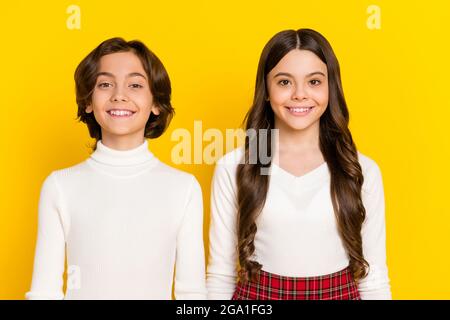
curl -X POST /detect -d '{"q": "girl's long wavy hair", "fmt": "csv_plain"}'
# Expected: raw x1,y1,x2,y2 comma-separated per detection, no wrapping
236,29,369,283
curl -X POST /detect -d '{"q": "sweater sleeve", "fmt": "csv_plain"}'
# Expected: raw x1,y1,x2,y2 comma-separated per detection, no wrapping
358,160,392,299
174,176,207,299
206,157,239,299
25,173,66,300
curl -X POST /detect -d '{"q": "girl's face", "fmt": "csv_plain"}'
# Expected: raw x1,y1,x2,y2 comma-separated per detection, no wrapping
86,51,159,146
267,49,329,134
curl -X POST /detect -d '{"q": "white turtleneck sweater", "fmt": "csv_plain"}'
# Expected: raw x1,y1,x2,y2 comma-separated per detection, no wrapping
207,147,391,300
26,140,207,300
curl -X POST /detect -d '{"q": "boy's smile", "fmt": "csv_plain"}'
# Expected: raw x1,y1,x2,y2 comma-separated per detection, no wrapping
106,108,137,118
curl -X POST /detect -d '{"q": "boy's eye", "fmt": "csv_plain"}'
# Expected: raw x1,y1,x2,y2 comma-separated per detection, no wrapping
98,82,112,88
310,79,321,86
278,79,291,86
129,84,144,89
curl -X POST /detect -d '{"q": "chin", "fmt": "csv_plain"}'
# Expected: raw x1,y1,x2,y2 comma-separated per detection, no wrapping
105,127,137,136
284,120,316,132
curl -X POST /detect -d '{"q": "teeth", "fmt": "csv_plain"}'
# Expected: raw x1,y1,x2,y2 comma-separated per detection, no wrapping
290,107,311,113
109,110,133,116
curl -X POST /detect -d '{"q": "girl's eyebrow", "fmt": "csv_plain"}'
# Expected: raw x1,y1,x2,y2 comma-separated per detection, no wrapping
306,71,326,77
96,72,147,80
273,72,294,78
273,71,326,78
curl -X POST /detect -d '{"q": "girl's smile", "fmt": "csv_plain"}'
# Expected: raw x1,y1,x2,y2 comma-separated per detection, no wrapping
285,106,315,116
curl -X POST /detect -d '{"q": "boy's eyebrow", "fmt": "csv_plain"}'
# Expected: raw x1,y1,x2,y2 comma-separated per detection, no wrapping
96,72,115,78
128,72,147,80
96,72,147,80
273,71,326,78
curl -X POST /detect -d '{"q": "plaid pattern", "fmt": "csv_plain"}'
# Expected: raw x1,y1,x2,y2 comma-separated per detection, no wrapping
232,267,360,300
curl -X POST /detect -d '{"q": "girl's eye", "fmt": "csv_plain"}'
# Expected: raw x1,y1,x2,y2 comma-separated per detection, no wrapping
278,79,291,86
98,82,112,88
310,79,321,86
129,84,144,89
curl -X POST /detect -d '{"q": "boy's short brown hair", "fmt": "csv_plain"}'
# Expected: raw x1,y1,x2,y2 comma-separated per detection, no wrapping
75,37,174,142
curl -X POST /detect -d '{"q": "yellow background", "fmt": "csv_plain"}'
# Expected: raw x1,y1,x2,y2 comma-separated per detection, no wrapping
1,0,449,299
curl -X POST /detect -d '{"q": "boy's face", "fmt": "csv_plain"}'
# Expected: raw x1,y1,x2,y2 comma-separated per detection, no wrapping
86,51,159,146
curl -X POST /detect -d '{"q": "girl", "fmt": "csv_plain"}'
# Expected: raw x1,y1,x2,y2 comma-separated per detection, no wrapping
26,38,207,299
207,29,391,300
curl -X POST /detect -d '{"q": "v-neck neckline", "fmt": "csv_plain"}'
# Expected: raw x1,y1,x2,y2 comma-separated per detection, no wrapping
271,161,329,188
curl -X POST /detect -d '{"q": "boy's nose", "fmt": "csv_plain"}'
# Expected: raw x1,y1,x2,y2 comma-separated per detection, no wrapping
111,90,129,102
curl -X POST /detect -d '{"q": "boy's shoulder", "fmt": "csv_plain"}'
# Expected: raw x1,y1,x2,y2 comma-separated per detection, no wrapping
153,160,198,187
49,161,89,180
39,161,89,193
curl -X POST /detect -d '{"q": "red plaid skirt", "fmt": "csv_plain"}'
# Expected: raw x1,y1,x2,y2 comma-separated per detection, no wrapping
232,267,360,300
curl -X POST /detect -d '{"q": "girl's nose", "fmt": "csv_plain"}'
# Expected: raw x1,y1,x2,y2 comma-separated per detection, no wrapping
292,85,308,101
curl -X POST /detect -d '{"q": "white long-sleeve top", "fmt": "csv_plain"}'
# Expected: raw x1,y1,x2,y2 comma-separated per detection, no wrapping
26,140,207,300
207,147,391,300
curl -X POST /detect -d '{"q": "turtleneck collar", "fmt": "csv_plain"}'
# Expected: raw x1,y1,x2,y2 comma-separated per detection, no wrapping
90,140,156,167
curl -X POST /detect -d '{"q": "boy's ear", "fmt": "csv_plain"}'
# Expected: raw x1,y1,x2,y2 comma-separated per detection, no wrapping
86,105,93,113
151,104,160,116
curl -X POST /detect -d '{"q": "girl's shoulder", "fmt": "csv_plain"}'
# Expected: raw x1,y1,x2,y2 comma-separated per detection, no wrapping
357,151,384,188
216,146,245,167
358,152,381,172
213,147,246,179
